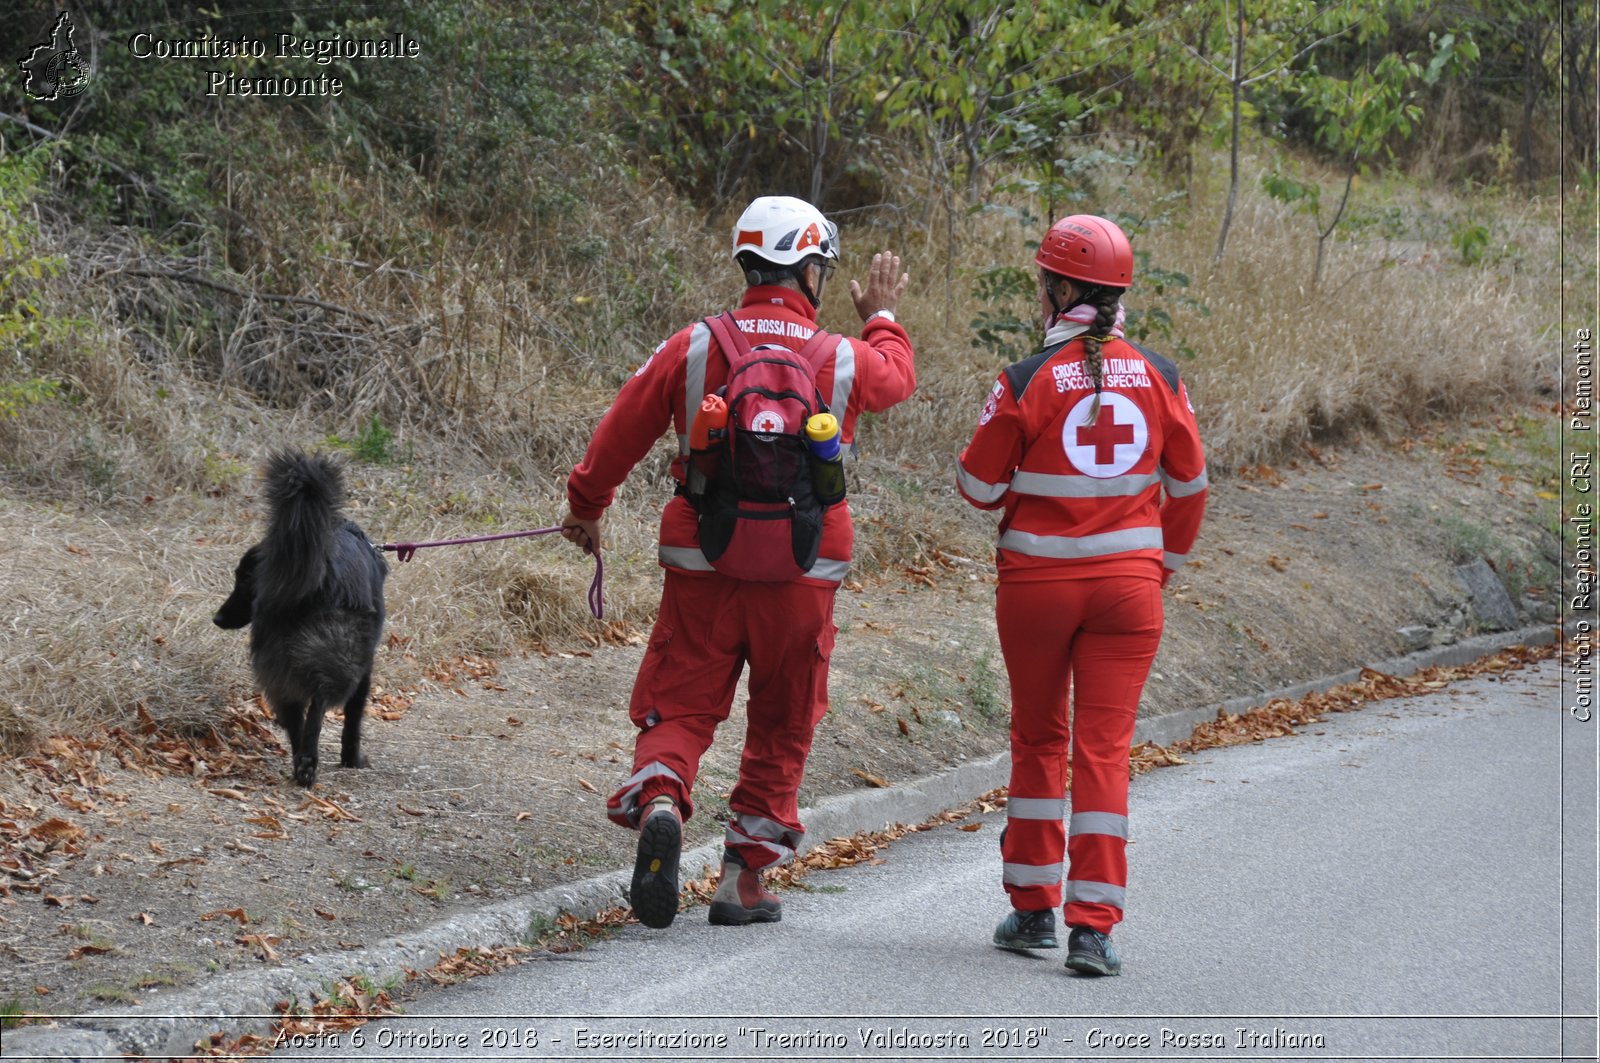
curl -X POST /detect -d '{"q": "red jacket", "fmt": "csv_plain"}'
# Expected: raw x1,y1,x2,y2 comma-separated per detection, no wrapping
568,286,917,586
956,326,1207,582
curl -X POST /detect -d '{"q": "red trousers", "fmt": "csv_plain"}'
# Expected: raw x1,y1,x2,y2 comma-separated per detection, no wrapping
605,570,836,870
997,575,1163,933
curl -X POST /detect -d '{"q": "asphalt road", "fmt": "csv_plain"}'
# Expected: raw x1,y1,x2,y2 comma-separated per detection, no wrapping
268,658,1594,1063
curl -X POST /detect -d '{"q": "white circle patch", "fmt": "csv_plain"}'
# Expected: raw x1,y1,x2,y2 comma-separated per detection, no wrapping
750,410,786,435
1061,392,1148,478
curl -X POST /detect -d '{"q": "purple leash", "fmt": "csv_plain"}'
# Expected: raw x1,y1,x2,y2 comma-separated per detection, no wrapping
380,526,604,619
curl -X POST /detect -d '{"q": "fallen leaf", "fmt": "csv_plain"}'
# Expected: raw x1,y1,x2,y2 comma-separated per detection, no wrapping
28,819,85,846
515,811,532,822
66,944,115,960
58,793,96,814
313,907,337,922
506,717,523,727
957,823,983,832
134,912,153,925
201,907,250,925
237,933,281,961
577,778,599,794
851,768,890,788
156,856,205,869
896,717,910,736
396,804,426,818
208,788,247,801
299,795,359,822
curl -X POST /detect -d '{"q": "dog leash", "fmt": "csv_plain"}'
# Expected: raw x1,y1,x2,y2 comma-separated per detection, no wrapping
379,526,604,619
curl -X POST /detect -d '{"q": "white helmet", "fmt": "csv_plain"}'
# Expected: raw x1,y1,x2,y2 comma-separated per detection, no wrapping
730,196,839,267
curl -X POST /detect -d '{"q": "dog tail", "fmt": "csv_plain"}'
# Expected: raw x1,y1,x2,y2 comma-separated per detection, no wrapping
257,449,345,608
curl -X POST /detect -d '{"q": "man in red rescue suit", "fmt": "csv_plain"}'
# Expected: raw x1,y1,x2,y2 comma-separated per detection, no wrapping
562,196,915,929
957,214,1207,976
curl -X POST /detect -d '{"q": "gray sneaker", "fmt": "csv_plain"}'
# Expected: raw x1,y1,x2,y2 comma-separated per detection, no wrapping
1065,925,1122,976
993,908,1059,950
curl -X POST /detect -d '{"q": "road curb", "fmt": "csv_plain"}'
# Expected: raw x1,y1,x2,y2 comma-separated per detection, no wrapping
0,623,1557,1061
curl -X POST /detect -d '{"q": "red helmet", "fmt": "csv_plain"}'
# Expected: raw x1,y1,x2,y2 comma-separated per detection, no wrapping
1034,214,1133,288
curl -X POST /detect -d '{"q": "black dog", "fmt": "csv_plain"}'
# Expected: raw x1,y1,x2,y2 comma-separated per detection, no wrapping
214,450,388,786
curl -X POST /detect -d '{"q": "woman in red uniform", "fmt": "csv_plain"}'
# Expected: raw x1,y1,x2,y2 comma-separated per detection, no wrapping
956,215,1207,976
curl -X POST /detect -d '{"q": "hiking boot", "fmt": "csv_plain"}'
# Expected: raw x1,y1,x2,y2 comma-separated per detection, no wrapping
993,908,1059,951
707,852,781,926
1065,925,1122,976
630,799,681,929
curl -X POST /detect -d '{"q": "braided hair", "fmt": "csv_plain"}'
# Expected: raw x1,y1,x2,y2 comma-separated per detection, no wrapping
1077,284,1124,426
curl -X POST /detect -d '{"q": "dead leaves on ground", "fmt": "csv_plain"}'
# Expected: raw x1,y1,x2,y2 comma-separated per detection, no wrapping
0,707,376,912
851,767,891,788
200,907,250,925
1128,642,1557,775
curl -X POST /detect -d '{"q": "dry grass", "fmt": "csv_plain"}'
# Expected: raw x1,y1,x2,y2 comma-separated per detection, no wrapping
0,136,1561,752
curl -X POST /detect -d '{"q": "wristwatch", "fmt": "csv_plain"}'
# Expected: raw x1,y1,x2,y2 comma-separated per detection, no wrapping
866,308,896,324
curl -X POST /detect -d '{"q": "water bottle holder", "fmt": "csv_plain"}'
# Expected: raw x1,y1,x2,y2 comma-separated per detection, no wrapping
808,450,847,507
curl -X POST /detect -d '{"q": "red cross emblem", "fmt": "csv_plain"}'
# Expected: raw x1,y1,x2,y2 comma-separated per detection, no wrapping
1061,392,1148,477
1076,409,1135,464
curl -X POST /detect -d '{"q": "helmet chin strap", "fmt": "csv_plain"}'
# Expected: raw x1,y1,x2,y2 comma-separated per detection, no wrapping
796,265,822,308
1046,276,1068,326
1049,279,1100,326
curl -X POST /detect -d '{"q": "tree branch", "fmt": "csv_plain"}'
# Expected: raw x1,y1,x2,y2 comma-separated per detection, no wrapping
106,266,385,325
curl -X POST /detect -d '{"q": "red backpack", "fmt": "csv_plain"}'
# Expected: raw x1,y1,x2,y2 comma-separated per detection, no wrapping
695,312,843,581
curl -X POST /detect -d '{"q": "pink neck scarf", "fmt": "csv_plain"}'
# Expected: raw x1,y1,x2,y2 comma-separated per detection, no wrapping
1044,302,1125,346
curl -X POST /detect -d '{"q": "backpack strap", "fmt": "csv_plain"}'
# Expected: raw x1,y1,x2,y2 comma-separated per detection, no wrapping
792,323,839,374
702,312,751,367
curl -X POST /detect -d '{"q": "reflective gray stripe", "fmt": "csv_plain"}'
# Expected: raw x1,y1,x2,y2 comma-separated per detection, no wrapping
618,762,684,791
659,545,714,571
805,556,850,583
1164,551,1188,569
1012,470,1159,498
830,337,855,417
682,322,712,438
1069,811,1129,839
659,545,847,582
1007,797,1066,820
726,814,802,864
1161,465,1209,498
1002,862,1063,888
609,762,686,825
725,829,792,863
957,462,1009,504
676,432,691,457
1066,879,1126,907
998,526,1163,560
729,814,799,844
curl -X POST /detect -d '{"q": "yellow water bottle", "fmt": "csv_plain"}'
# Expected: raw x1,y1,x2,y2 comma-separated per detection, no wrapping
805,412,846,506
